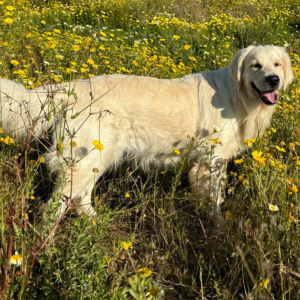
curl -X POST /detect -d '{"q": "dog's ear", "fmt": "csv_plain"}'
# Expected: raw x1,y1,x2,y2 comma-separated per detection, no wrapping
279,47,294,90
229,45,256,88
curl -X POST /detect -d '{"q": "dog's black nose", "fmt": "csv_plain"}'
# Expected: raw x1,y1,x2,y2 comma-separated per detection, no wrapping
266,75,279,87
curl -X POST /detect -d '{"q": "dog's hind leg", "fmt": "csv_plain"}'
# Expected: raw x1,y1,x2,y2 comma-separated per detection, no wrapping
188,158,226,228
45,142,123,222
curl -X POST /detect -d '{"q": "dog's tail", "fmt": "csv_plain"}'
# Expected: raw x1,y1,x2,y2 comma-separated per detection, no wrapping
0,78,75,140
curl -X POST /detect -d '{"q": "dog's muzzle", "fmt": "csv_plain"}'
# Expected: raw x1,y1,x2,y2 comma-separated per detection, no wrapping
251,77,279,105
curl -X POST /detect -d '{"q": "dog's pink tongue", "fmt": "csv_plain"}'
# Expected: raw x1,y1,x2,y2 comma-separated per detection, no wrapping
261,90,279,103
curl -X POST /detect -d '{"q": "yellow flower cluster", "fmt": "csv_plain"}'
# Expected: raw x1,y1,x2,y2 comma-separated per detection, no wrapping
0,0,295,89
0,128,14,145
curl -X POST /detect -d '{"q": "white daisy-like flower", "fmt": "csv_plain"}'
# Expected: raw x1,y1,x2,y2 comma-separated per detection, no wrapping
9,251,22,266
268,203,279,212
55,54,64,60
147,282,164,299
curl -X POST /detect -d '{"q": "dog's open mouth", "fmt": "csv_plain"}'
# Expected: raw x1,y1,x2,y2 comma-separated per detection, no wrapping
251,82,279,105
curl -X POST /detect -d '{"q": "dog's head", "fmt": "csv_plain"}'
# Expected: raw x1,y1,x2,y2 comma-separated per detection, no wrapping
229,45,294,106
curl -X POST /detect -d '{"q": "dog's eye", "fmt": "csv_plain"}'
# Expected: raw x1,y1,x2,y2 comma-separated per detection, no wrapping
252,63,262,69
275,63,281,67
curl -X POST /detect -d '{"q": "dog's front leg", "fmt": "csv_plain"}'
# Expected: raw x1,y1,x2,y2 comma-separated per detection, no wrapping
188,158,226,228
54,164,97,217
44,163,97,228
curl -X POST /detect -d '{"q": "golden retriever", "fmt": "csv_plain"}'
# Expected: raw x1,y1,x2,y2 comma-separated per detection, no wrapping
0,45,294,226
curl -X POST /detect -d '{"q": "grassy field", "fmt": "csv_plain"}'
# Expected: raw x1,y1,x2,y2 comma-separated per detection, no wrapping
1,0,300,299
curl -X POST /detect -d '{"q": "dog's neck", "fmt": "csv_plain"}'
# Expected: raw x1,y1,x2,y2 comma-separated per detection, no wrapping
207,68,276,143
236,84,276,141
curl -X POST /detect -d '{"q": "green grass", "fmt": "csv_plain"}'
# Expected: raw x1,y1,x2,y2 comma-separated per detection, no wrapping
1,0,300,299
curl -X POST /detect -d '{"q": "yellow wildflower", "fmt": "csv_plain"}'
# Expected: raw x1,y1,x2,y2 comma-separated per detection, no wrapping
11,60,19,66
286,184,298,194
184,44,191,50
93,140,104,151
1,136,14,145
122,241,132,250
244,137,256,147
279,164,287,170
234,158,244,164
173,148,180,155
4,18,14,24
87,59,95,65
73,45,80,51
259,278,269,290
6,6,15,10
244,140,252,146
210,138,222,144
252,150,266,166
173,35,180,40
137,267,152,278
289,214,295,222
276,146,286,152
189,56,197,62
125,193,130,198
57,141,64,149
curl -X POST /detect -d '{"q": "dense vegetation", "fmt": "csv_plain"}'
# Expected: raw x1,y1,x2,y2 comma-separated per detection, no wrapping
1,0,300,299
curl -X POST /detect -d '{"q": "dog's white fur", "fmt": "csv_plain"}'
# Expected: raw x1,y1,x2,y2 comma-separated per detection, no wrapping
0,45,294,226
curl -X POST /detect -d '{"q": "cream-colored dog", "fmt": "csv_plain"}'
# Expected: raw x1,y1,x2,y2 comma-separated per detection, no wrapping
0,45,294,226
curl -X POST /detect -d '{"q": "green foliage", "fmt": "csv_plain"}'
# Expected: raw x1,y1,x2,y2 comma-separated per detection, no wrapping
1,0,300,299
